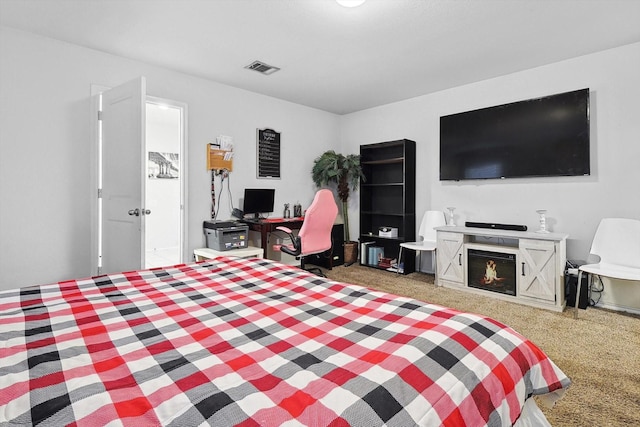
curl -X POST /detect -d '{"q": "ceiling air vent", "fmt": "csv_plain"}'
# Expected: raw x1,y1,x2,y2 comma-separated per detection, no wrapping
245,60,280,75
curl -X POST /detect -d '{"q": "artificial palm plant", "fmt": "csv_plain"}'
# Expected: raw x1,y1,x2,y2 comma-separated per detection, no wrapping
311,151,365,262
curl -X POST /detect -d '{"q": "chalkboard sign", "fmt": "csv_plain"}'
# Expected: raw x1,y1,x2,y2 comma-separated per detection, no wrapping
257,128,281,179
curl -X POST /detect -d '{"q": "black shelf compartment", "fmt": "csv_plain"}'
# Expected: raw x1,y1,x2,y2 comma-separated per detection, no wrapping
361,163,404,185
359,184,406,216
360,212,414,240
359,236,415,274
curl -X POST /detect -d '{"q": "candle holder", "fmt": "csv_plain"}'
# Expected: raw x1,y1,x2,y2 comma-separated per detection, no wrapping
536,209,550,233
446,207,456,226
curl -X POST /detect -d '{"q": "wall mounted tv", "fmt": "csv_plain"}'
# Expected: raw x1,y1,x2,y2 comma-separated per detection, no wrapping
439,88,590,181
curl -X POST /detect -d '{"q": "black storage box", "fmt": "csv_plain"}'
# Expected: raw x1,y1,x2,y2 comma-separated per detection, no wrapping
565,260,589,309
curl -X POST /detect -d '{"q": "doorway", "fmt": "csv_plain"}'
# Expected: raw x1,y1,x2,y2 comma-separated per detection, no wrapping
92,80,187,274
144,99,186,268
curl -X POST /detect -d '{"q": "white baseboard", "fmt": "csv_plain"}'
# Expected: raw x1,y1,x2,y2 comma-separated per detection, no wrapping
594,302,640,316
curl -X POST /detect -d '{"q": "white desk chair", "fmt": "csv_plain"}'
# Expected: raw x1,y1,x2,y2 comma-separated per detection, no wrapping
397,210,446,274
575,218,640,319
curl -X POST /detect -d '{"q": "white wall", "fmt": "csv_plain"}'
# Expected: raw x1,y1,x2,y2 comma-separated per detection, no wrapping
0,26,339,289
340,42,640,312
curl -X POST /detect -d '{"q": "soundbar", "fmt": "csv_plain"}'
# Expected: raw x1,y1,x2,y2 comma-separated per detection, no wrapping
465,221,528,232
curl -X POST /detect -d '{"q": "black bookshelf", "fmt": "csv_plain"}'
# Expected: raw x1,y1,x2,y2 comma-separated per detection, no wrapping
359,139,416,274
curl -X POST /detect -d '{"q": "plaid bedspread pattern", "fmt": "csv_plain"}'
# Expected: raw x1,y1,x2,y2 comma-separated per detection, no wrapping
0,257,570,426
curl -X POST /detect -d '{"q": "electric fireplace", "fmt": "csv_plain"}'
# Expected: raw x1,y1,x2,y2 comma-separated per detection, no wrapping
467,249,517,296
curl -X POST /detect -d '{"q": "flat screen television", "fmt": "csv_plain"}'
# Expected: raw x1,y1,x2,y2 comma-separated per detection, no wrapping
439,88,590,181
243,188,275,218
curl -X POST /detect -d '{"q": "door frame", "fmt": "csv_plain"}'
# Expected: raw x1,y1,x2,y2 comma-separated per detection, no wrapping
89,86,188,276
90,84,108,276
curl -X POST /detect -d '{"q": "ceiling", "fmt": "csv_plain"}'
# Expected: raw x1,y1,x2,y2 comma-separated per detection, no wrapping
1,0,640,115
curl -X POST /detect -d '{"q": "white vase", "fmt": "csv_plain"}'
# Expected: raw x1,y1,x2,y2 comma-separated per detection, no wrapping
536,209,550,233
446,207,456,226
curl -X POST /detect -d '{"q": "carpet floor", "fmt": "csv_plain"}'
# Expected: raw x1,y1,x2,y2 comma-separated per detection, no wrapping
323,265,640,427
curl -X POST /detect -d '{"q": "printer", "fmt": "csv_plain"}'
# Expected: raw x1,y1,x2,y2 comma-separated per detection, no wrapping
203,220,249,251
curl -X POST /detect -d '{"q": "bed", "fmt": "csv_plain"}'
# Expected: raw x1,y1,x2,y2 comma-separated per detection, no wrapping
0,256,569,426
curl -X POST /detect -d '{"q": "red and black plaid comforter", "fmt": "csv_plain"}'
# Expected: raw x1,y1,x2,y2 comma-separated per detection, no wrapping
0,257,569,426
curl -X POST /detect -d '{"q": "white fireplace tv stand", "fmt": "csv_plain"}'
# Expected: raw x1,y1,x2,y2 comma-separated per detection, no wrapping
435,226,568,312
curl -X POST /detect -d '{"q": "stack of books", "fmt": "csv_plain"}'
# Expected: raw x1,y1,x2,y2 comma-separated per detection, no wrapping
367,246,385,266
378,257,394,269
360,241,375,264
359,242,385,266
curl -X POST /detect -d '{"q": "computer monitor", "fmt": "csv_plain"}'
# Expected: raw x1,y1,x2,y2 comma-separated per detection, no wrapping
243,188,275,218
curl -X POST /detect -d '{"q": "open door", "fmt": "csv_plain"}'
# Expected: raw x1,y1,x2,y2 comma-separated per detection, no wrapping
100,77,147,274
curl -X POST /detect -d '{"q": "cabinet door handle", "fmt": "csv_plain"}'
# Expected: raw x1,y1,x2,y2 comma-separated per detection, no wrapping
458,254,462,266
521,262,526,276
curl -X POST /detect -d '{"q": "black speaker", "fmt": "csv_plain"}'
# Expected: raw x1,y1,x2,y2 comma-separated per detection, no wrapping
465,221,527,231
565,273,589,309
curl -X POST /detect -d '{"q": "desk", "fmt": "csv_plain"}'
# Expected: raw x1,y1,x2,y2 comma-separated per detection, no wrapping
240,217,304,258
194,246,263,261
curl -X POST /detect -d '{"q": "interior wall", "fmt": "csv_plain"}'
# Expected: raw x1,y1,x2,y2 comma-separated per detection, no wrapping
340,42,640,312
0,26,340,290
1,25,637,312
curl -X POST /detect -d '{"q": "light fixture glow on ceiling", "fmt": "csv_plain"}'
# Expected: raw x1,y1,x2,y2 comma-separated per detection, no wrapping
336,0,366,8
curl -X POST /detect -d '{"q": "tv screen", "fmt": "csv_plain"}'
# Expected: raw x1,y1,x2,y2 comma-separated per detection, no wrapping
243,188,275,218
439,88,590,181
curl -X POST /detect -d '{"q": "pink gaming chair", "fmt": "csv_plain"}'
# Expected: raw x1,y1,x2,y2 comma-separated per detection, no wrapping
276,189,338,276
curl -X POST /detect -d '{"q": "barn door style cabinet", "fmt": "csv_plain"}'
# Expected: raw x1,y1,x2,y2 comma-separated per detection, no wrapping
436,231,465,285
435,226,568,312
359,139,416,274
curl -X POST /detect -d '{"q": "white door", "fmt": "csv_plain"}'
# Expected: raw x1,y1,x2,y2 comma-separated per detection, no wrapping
101,77,147,274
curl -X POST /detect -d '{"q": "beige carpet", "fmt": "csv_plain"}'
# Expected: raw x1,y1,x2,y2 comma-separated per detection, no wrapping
323,265,640,427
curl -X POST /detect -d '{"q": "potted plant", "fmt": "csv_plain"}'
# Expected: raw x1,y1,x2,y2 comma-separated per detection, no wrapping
311,150,365,265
